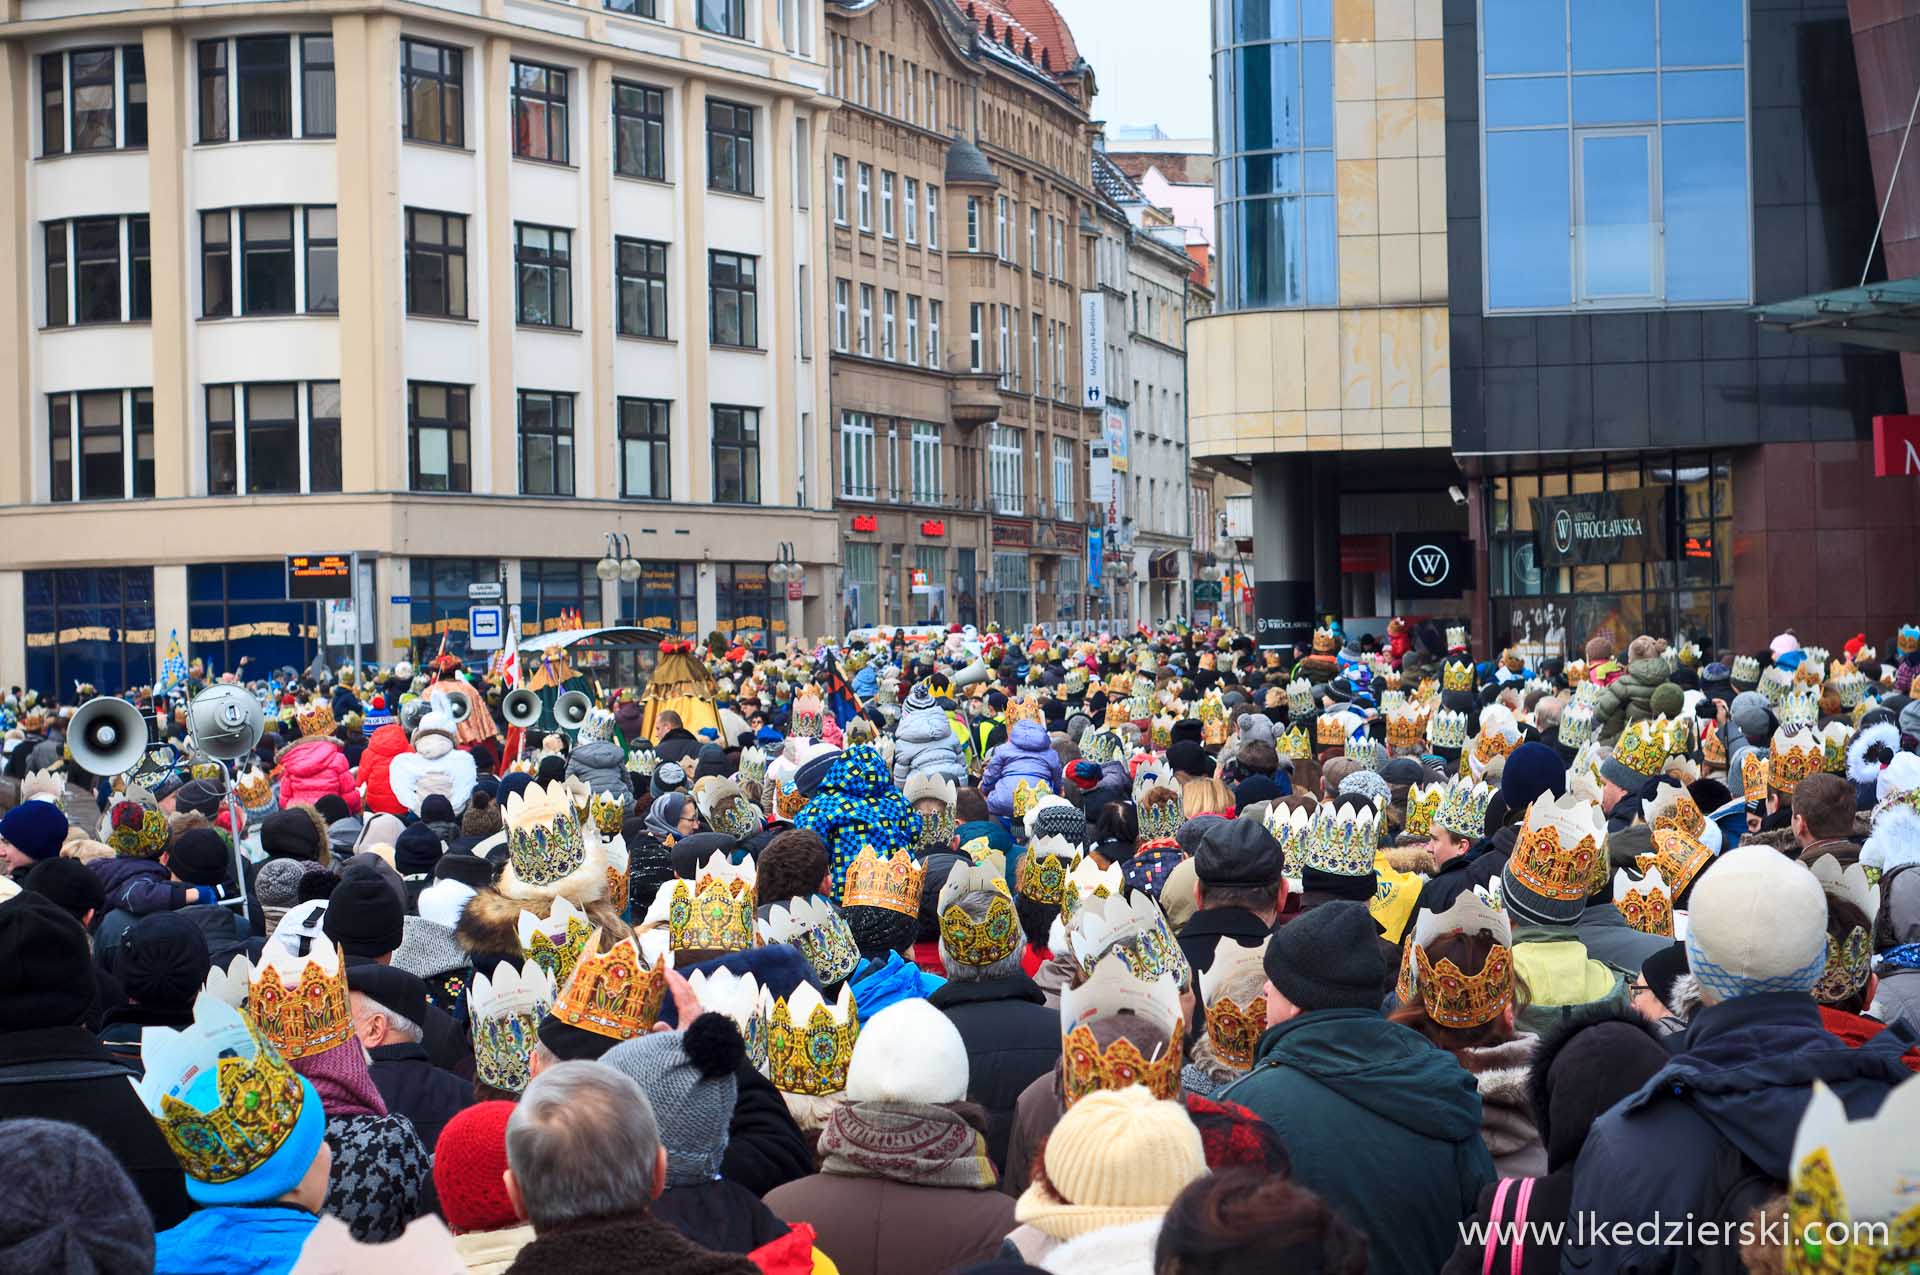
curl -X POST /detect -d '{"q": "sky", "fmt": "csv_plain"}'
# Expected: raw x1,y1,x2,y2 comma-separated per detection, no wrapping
1052,0,1215,141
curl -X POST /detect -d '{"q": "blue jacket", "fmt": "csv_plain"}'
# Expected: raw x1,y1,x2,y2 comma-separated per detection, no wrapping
848,950,944,1021
980,720,1062,818
1562,993,1914,1275
155,1205,317,1275
1222,1009,1494,1275
851,663,880,700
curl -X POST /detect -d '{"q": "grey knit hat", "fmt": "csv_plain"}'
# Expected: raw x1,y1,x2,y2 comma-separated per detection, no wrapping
1336,770,1391,807
0,1119,154,1274
255,856,326,934
904,682,936,713
603,1013,743,1187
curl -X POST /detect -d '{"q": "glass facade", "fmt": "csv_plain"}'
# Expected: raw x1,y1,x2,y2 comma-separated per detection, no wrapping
1479,0,1751,311
187,561,316,678
993,551,1031,629
408,557,500,660
717,563,773,648
626,562,699,635
519,559,601,636
1213,0,1337,309
26,567,154,693
1486,450,1733,664
844,542,877,630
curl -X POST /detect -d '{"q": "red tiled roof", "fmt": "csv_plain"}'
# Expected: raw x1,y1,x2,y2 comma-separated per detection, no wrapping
961,0,1080,78
1003,0,1080,71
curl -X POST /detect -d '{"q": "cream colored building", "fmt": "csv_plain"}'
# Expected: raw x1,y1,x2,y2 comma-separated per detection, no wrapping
0,0,838,691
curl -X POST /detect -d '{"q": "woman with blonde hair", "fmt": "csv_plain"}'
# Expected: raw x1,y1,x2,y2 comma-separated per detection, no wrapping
1180,777,1234,821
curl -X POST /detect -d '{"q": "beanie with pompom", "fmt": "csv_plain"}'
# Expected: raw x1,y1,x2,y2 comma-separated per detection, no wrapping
601,1013,743,1187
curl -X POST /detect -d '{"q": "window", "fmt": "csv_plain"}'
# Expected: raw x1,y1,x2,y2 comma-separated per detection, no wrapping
928,299,942,368
241,207,295,314
904,178,919,244
910,421,941,504
709,250,758,347
234,36,292,139
48,388,152,502
511,60,569,163
707,99,755,194
514,223,572,327
857,163,873,231
832,156,849,223
70,48,117,150
966,196,980,250
927,183,940,247
616,237,668,338
614,80,666,179
712,405,760,503
1053,438,1074,520
858,284,874,355
969,302,983,372
1479,0,1751,309
200,211,230,317
905,295,920,366
605,0,658,15
301,35,335,136
406,208,467,318
41,54,64,154
201,381,333,495
841,411,874,499
619,398,670,499
73,218,122,324
243,383,300,493
881,170,896,238
989,424,1023,515
845,542,877,629
129,217,151,321
309,381,341,491
518,390,575,495
799,263,812,357
402,38,464,147
1028,207,1039,269
997,305,1010,388
996,195,1009,260
698,0,745,38
408,381,470,491
43,217,146,327
1032,310,1041,388
1051,217,1063,276
198,41,228,142
834,278,850,350
882,290,897,360
303,207,337,312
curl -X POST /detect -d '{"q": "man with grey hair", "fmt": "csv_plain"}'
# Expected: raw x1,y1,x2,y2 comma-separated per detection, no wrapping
926,862,1059,1173
347,964,473,1150
502,1061,758,1273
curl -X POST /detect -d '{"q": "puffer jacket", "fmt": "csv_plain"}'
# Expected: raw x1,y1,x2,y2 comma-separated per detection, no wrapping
889,705,967,785
565,739,629,796
1456,1035,1546,1178
355,724,412,817
980,720,1063,818
277,736,361,813
1591,657,1671,743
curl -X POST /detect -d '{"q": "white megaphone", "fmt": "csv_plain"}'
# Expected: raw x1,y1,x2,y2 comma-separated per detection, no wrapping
554,691,593,731
186,684,266,761
502,688,543,729
951,660,991,689
70,696,151,776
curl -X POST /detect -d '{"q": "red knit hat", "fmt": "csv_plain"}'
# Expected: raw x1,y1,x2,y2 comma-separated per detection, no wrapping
432,1101,519,1233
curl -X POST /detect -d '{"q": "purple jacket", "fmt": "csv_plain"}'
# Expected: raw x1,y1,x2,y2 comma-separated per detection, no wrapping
89,855,193,915
981,720,1063,817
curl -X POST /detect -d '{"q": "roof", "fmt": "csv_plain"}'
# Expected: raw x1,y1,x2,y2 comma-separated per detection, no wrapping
959,0,1080,80
1749,277,1920,352
517,626,668,652
945,133,1001,185
1092,148,1142,204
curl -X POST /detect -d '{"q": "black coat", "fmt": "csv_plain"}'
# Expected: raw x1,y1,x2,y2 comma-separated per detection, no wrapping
928,974,1060,1173
0,1026,195,1231
367,1041,474,1151
723,1057,812,1197
654,1178,791,1254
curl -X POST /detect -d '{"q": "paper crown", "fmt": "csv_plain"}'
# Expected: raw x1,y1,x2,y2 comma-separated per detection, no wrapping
1277,725,1312,760
1403,783,1447,839
1137,789,1184,843
517,897,598,986
1611,716,1677,782
1066,889,1189,990
1810,858,1880,1006
135,995,324,1200
841,844,925,916
1557,702,1597,751
1403,887,1514,1030
1079,729,1125,765
1800,646,1832,678
1759,665,1795,707
1429,709,1469,751
767,983,859,1096
1386,704,1428,751
775,779,808,820
756,894,860,985
1741,750,1769,799
903,771,958,809
1445,624,1468,649
1508,791,1608,905
1345,734,1385,772
1199,938,1268,1071
470,961,557,1094
295,701,336,738
1263,802,1314,875
625,747,659,777
505,780,593,891
575,706,616,745
937,863,1022,967
1061,856,1124,923
1770,725,1825,794
790,691,824,739
643,851,757,952
1010,779,1045,822
1435,778,1495,841
1643,783,1707,841
686,967,770,1074
1006,695,1045,726
1730,654,1762,684
551,935,667,1042
1150,714,1176,749
1831,668,1868,710
1286,679,1313,717
1442,660,1475,693
587,791,627,842
1309,626,1339,654
1612,867,1674,937
1059,959,1184,1107
232,767,274,813
1315,712,1353,747
246,941,352,1061
203,953,253,1010
1781,1079,1920,1275
1781,683,1820,729
1300,801,1379,877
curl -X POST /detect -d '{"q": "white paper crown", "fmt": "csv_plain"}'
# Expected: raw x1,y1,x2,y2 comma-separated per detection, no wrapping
1197,937,1265,1006
903,771,958,808
1809,856,1880,921
1446,625,1468,649
1782,683,1820,728
203,953,254,1009
686,967,770,1073
1785,1078,1920,1254
1065,889,1189,988
754,893,844,947
1060,956,1181,1038
467,959,557,1024
1062,856,1125,920
1429,709,1468,750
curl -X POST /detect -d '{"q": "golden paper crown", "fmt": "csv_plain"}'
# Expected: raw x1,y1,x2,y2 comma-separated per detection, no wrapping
1643,783,1707,840
1403,783,1447,839
1060,960,1184,1107
1810,859,1880,1005
551,936,667,1042
1741,750,1769,799
470,962,556,1094
1782,1080,1920,1275
1010,779,1044,821
1405,888,1514,1029
1611,716,1677,781
589,791,627,840
775,780,808,820
1198,938,1267,1071
1442,661,1474,692
504,780,592,890
767,983,859,1096
1278,726,1312,760
937,864,1022,967
136,997,313,1186
517,897,599,986
1016,836,1075,904
246,942,352,1061
841,844,925,916
1314,713,1350,747
1508,792,1608,904
644,851,757,952
1613,867,1675,937
295,702,336,738
1005,695,1044,726
1386,705,1429,751
232,768,273,812
1769,725,1824,793
1435,779,1495,841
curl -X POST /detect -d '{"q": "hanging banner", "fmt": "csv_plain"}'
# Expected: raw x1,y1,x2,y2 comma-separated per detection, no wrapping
1254,580,1315,652
1531,488,1672,567
1081,291,1105,407
1089,443,1113,505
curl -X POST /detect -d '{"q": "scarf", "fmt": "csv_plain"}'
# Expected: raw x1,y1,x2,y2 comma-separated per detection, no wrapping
645,793,687,844
793,746,922,894
1881,942,1920,972
818,1101,998,1190
294,1039,389,1118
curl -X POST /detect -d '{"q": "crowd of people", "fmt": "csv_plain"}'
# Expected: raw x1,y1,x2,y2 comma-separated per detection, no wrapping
1,616,1918,1275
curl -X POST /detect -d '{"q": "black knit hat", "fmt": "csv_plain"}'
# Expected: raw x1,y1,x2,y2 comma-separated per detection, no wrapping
168,828,233,887
433,850,494,889
171,778,226,817
259,809,323,862
314,794,352,825
117,912,212,1009
394,821,444,876
0,892,96,1029
20,856,106,923
322,875,405,957
1262,900,1384,1013
419,794,456,824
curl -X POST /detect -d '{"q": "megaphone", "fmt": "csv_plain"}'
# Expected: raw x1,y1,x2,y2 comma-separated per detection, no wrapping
186,683,266,761
952,660,991,689
502,688,542,729
70,696,150,776
398,698,430,734
554,691,593,732
444,694,472,724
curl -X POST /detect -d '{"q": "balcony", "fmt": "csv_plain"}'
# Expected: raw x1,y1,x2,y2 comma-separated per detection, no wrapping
948,369,1001,428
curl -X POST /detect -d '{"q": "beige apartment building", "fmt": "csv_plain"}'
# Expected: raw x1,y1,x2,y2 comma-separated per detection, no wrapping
0,0,837,691
824,0,1102,632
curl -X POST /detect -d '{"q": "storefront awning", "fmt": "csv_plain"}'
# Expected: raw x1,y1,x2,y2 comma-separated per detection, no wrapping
1749,276,1920,352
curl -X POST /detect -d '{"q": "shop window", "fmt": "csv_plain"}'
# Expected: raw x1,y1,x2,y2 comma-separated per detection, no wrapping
407,557,499,659
188,561,312,677
521,559,602,634
26,567,155,694
629,562,698,633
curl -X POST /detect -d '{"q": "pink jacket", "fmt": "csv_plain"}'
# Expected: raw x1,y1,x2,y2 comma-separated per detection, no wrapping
274,736,362,814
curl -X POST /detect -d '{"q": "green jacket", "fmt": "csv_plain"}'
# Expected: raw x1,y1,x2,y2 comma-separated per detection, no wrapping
1220,1009,1495,1275
1592,657,1671,743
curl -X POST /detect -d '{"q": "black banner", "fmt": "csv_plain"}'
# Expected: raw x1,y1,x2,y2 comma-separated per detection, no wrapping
1531,488,1671,567
1392,532,1475,598
1254,580,1315,652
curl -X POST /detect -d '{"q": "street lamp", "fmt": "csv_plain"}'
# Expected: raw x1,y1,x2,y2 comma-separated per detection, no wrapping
766,542,798,584
596,532,641,594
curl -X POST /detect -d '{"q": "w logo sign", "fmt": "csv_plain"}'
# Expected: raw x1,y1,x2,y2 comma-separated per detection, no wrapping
1409,545,1450,589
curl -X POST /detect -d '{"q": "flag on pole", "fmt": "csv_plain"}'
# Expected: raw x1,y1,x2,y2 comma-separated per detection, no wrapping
159,631,189,694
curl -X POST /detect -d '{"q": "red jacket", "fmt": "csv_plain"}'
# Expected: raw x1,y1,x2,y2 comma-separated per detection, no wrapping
356,724,412,817
1820,1006,1920,1072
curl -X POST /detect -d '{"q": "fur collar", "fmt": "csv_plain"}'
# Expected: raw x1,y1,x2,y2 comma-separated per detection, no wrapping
1458,1033,1538,1090
1383,845,1439,875
454,884,630,964
1042,1220,1161,1275
1665,972,1705,1023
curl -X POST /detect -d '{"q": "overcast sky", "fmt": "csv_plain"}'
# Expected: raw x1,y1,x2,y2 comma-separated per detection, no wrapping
1053,0,1215,141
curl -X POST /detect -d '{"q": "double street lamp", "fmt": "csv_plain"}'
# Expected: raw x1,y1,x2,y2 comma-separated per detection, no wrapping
595,532,642,583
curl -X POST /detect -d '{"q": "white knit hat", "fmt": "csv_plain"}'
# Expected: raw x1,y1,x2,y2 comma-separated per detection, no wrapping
1013,1086,1206,1241
1684,845,1828,1002
843,999,967,1104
